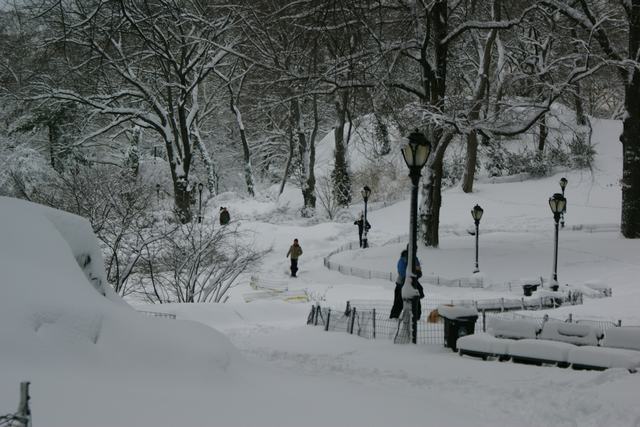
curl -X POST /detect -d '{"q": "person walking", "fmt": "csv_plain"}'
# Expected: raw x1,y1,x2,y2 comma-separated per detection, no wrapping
219,207,230,225
353,213,371,248
390,248,424,343
286,238,303,277
390,248,424,320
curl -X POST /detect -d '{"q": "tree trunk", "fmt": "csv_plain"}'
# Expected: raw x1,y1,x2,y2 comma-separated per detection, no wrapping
230,97,255,197
302,94,318,214
420,0,448,247
174,178,192,223
126,126,141,177
165,133,192,223
48,122,64,173
193,127,218,195
422,157,444,248
332,90,351,206
621,0,640,238
461,131,478,193
422,132,454,247
537,114,548,152
278,120,295,196
574,83,587,126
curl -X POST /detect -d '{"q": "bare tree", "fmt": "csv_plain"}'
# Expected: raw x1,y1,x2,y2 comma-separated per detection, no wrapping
139,222,266,303
37,0,242,222
539,0,640,237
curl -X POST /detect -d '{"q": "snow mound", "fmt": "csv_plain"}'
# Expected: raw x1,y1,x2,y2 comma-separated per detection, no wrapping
0,197,239,377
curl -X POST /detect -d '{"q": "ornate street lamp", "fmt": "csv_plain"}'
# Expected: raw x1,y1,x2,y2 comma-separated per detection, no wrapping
197,183,204,223
361,185,372,248
549,193,566,291
399,129,431,344
559,177,568,228
471,204,484,273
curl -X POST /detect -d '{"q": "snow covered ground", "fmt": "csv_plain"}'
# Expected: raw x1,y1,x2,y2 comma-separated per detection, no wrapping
1,117,640,426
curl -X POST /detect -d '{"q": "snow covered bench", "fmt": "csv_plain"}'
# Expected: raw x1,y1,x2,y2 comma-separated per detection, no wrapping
458,319,604,367
456,333,511,361
508,339,576,367
457,318,540,360
459,320,640,372
489,318,540,339
538,322,603,346
506,322,604,367
569,327,640,373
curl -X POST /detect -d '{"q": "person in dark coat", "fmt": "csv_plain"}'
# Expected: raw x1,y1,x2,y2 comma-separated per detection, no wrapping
353,213,371,248
390,248,423,320
219,207,230,225
286,238,303,277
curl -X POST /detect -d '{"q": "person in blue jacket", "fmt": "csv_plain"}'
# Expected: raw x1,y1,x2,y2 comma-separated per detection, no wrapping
390,248,424,320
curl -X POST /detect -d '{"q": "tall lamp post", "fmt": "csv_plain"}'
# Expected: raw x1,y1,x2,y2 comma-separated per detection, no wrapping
361,185,372,248
198,183,204,223
559,177,568,228
549,193,566,291
400,130,431,344
471,204,484,273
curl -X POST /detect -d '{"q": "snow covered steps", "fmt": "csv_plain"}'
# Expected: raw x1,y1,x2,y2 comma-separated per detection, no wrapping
457,319,640,373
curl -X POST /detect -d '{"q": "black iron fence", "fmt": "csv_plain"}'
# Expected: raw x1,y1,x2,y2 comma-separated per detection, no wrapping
306,303,445,345
306,297,623,346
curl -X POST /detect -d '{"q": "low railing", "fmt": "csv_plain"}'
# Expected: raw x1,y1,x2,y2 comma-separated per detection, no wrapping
322,239,612,297
137,310,177,319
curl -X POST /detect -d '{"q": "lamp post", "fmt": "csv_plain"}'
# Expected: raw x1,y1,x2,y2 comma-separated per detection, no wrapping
559,177,568,228
400,129,431,344
549,193,566,291
361,185,372,248
197,183,204,223
471,204,484,273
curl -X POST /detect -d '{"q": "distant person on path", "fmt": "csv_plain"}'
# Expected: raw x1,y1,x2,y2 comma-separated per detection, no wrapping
286,238,303,277
353,213,371,248
219,207,230,225
390,248,424,321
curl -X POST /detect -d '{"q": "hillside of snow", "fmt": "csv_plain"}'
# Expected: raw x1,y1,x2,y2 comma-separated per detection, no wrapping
1,116,640,426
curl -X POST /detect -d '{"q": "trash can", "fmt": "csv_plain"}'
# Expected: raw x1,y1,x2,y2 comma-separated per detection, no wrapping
438,305,479,352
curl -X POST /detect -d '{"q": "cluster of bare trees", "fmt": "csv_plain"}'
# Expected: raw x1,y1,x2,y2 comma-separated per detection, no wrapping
1,0,639,249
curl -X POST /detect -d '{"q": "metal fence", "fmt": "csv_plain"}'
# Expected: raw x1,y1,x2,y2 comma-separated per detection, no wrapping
347,291,584,315
305,293,614,346
325,235,614,296
307,303,445,345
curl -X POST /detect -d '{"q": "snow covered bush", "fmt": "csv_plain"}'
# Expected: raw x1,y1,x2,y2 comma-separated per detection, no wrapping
351,159,408,207
136,222,266,303
568,134,596,169
28,165,159,296
442,145,466,187
484,141,509,177
0,142,55,199
316,175,342,220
